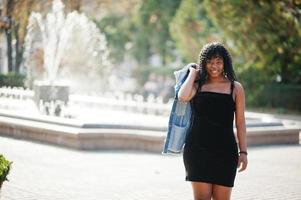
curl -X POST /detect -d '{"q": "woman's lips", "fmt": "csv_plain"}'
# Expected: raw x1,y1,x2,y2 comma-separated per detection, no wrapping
210,70,219,73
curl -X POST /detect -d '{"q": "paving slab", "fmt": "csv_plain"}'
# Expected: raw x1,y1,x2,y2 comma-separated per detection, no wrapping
0,136,300,200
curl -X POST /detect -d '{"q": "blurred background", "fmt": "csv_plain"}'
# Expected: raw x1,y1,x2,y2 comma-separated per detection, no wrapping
0,0,300,112
0,0,300,199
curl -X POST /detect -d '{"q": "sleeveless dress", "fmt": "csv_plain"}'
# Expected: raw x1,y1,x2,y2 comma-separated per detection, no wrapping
183,81,239,187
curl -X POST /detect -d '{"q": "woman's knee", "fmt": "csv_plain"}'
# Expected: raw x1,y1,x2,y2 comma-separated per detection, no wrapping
212,184,232,200
191,182,212,200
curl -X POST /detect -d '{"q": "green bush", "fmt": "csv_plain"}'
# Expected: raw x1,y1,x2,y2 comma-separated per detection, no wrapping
0,154,12,188
0,73,25,87
244,82,301,112
256,83,301,111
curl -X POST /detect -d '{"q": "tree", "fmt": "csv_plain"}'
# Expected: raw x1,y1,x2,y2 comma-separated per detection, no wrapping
96,14,134,64
170,0,220,63
130,0,181,65
0,0,14,72
0,0,83,74
204,0,301,84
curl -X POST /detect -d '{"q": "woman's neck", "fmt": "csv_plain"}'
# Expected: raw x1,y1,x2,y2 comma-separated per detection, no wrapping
206,75,227,84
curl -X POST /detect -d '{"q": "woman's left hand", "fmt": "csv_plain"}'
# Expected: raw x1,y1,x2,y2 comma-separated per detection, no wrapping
237,154,248,172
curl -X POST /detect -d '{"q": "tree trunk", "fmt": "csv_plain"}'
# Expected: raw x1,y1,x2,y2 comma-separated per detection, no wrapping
67,0,81,11
14,23,23,73
280,51,290,83
4,0,15,72
5,27,13,72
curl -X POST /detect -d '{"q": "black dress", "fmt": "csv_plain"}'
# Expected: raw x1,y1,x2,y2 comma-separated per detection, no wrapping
183,81,239,187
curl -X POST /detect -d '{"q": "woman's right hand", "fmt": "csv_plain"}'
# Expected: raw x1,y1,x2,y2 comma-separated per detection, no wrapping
188,63,201,77
178,63,200,101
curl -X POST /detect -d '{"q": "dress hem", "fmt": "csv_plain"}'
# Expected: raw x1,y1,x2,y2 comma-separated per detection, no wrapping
185,177,234,188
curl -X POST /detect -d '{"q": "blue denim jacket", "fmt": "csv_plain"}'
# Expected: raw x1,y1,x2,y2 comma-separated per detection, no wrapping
162,64,195,155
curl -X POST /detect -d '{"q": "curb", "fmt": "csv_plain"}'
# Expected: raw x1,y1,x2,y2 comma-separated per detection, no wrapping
0,115,300,153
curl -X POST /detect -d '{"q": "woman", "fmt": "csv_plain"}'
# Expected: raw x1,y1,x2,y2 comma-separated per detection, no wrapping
178,42,248,200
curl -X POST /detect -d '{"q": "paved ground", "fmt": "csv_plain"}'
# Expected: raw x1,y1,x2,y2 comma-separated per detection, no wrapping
0,136,300,200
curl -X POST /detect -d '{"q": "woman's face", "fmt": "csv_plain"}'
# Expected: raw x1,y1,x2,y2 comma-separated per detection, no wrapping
205,56,224,78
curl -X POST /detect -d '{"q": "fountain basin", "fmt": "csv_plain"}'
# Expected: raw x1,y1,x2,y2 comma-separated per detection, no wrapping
0,110,300,153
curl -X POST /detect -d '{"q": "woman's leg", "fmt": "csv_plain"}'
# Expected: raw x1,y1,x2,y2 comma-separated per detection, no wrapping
212,184,232,200
191,181,213,200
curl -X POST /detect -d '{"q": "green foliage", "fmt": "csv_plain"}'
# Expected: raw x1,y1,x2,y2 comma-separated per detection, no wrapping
95,15,133,63
256,83,301,111
204,0,301,84
0,73,25,87
237,65,301,111
132,65,175,88
170,0,220,63
236,66,267,105
130,0,181,65
95,0,301,112
96,0,182,66
0,154,12,187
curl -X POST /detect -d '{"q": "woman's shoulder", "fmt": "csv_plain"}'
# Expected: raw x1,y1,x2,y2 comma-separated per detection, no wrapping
233,81,245,95
233,81,244,89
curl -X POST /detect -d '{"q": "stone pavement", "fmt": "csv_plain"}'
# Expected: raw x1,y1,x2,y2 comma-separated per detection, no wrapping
0,136,300,200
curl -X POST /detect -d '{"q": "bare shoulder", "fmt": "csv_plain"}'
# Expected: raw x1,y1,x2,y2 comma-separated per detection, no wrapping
233,81,245,94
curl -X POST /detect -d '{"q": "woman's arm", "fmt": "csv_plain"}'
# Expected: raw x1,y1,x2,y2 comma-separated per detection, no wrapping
234,81,248,172
178,64,200,102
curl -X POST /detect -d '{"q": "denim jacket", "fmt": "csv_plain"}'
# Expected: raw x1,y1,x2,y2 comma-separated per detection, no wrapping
162,64,195,155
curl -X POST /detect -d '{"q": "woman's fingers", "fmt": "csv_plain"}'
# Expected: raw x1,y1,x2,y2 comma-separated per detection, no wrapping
188,63,200,70
189,66,199,73
237,156,248,172
238,162,246,172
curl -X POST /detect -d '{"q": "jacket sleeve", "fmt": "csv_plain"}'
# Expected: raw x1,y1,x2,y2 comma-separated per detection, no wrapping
174,65,190,99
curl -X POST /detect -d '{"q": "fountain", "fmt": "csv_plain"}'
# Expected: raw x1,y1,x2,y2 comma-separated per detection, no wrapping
23,0,110,115
0,0,299,153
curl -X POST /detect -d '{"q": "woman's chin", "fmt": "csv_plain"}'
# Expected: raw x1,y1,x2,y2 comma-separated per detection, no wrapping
208,73,222,78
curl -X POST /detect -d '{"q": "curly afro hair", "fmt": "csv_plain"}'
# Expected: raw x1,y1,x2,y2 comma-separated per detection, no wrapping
197,42,237,85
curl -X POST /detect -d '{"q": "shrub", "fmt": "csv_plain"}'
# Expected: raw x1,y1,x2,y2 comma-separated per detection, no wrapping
0,73,25,87
0,154,12,189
